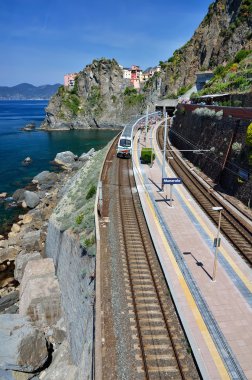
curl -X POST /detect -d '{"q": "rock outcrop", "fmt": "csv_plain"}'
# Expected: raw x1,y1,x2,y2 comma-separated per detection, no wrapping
41,58,145,130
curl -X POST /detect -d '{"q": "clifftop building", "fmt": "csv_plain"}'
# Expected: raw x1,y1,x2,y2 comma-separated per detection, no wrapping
64,73,78,88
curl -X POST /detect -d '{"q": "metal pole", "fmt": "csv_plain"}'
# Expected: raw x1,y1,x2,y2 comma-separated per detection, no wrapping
145,105,149,147
150,133,153,168
170,184,173,207
212,210,222,281
161,112,168,189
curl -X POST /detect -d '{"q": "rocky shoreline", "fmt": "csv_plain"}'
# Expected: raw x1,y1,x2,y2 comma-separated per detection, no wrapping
0,148,96,380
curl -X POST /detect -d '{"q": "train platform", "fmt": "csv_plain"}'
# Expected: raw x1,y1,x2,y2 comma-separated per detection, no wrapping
132,122,252,380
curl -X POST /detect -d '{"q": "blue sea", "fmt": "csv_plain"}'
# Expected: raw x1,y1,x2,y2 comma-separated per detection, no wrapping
0,100,118,233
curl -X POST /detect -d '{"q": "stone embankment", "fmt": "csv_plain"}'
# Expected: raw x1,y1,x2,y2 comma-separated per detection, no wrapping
0,147,98,380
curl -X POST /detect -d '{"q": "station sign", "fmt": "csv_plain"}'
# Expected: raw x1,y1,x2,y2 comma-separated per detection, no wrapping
162,178,182,185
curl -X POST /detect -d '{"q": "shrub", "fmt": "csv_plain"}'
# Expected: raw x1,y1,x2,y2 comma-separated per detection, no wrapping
232,142,242,154
234,49,252,63
124,87,137,96
76,212,84,225
86,185,96,200
140,148,155,164
246,123,252,146
84,235,95,248
192,107,216,118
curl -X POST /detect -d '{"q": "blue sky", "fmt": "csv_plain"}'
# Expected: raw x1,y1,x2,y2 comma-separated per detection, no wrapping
0,0,212,86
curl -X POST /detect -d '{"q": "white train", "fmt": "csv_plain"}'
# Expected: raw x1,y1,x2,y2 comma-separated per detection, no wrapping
116,112,161,158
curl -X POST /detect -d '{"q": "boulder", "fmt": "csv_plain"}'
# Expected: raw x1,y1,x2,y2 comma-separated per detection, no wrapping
0,192,7,198
54,151,77,167
22,123,35,131
38,340,77,380
0,291,19,313
21,201,27,209
0,314,48,372
21,230,41,252
79,148,95,162
11,224,20,234
12,190,25,204
19,259,62,328
24,191,40,209
32,172,57,187
23,157,32,164
0,246,19,265
14,251,42,283
22,215,33,225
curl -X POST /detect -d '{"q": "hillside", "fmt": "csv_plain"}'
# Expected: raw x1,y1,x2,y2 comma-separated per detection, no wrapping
194,50,252,97
144,0,252,101
0,83,61,100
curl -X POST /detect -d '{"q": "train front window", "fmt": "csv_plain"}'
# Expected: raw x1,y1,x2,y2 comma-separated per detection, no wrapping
120,139,131,147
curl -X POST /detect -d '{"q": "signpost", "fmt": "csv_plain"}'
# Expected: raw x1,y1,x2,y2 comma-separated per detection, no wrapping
162,177,182,207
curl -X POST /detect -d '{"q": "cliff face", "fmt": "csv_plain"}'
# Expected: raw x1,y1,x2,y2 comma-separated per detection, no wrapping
145,0,252,101
42,59,145,130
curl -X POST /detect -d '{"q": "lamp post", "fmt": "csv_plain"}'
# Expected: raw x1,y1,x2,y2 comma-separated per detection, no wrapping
212,206,223,281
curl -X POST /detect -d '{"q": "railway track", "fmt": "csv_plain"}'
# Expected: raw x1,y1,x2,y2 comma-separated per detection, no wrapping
115,157,199,379
157,126,252,265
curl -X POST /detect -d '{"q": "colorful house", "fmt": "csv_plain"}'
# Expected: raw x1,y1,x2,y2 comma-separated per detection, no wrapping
64,73,78,88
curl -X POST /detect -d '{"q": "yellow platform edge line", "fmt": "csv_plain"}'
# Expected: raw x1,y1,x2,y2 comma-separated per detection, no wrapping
133,131,230,380
151,126,252,294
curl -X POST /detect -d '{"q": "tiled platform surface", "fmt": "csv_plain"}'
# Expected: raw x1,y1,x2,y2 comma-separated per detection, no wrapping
132,123,252,380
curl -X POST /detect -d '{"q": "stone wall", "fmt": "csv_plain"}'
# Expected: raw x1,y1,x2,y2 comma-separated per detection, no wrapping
171,105,252,205
46,220,95,380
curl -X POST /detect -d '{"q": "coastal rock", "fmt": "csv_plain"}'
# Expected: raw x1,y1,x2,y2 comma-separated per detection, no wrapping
21,214,33,225
14,251,41,283
12,189,25,204
11,224,20,234
0,291,19,313
21,201,27,209
19,259,62,328
24,191,40,209
0,314,48,372
79,148,95,162
32,171,58,188
54,151,77,167
0,192,7,198
22,157,32,165
38,340,77,380
0,246,19,265
21,230,41,252
22,123,35,131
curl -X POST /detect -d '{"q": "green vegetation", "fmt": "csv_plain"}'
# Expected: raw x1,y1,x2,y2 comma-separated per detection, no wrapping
192,107,223,120
195,50,252,96
86,184,96,200
63,93,80,115
140,148,155,164
75,212,84,225
246,123,252,146
123,86,145,107
177,83,193,96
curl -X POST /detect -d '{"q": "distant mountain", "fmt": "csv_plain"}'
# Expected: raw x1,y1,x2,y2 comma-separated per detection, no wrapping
0,83,62,100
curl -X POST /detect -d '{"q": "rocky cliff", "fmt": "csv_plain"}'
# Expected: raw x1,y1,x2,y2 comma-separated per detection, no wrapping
42,59,145,130
144,0,252,102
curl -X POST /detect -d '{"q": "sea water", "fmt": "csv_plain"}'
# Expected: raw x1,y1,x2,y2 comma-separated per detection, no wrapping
0,100,118,233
